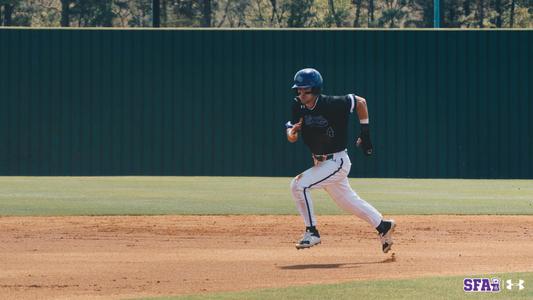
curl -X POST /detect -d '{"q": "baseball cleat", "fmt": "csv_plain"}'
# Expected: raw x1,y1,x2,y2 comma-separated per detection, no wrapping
379,220,396,253
295,231,321,249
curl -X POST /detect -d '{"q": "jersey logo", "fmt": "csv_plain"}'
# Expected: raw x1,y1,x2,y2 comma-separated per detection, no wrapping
304,115,328,128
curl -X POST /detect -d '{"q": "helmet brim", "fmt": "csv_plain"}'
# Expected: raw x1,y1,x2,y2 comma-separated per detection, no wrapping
291,84,312,89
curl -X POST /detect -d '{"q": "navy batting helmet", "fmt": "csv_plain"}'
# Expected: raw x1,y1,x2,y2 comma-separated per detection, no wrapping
291,68,323,90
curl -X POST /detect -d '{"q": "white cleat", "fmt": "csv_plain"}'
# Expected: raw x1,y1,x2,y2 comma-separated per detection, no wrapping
379,220,396,253
295,231,321,250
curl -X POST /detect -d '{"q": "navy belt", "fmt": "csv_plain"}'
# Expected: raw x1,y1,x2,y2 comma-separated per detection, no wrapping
312,154,334,162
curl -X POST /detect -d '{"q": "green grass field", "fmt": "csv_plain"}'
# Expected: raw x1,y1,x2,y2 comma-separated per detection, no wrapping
139,272,533,300
0,177,532,216
2,176,532,300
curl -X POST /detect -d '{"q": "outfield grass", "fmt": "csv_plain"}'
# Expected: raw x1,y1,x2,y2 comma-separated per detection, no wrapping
0,177,532,216
138,272,533,300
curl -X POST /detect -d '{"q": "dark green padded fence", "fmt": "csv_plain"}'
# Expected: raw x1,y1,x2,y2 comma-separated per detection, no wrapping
0,29,531,178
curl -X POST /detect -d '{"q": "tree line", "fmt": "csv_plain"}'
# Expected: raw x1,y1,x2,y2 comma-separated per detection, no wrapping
0,0,531,28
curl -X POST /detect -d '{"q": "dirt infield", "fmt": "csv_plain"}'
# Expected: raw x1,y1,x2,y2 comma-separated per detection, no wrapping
1,215,532,299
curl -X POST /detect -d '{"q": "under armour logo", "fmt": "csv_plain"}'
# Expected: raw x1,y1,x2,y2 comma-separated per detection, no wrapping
506,279,525,290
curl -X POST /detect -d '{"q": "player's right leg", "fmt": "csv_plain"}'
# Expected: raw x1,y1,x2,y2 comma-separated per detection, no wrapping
290,159,346,249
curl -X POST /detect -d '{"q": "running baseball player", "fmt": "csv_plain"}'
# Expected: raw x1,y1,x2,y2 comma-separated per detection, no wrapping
285,68,396,253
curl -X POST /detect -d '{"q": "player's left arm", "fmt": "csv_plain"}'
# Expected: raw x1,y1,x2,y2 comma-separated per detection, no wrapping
355,95,369,122
352,95,373,156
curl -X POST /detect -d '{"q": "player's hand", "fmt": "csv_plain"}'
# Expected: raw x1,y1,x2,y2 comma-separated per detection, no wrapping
356,124,373,156
291,117,303,134
287,118,303,143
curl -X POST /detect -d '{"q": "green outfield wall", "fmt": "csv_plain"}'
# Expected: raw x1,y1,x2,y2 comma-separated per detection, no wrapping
0,29,531,178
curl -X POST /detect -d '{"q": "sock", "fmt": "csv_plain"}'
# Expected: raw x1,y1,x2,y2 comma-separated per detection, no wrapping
306,226,320,237
376,220,391,235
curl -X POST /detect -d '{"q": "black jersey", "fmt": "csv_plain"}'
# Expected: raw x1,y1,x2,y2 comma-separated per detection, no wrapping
290,94,356,155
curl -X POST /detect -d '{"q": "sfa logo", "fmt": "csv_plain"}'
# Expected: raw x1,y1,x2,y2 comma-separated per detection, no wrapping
463,278,501,292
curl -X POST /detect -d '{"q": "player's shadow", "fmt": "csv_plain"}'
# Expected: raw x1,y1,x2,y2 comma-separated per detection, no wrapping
278,256,396,270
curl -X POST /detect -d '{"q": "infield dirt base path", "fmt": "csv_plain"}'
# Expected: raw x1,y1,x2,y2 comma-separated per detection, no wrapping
1,215,532,300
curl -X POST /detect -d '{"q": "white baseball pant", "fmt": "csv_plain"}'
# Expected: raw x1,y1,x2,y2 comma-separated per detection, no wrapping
290,150,382,228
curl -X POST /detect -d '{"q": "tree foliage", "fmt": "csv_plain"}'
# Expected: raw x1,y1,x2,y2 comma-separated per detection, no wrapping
0,0,531,28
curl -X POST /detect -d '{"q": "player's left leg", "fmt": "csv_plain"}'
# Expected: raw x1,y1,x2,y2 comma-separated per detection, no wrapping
324,177,382,227
324,177,396,253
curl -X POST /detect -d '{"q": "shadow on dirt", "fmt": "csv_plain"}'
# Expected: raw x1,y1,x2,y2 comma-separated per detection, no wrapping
278,254,396,270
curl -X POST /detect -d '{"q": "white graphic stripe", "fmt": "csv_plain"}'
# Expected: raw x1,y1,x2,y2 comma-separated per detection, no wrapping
349,94,355,113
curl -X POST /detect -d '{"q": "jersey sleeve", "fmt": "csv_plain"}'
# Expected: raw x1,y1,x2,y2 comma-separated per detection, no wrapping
286,99,303,129
333,94,356,113
346,94,356,113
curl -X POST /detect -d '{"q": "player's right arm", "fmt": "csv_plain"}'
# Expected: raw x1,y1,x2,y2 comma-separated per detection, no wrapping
286,118,303,143
286,99,303,143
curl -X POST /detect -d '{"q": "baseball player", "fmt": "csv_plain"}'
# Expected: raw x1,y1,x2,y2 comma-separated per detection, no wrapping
285,68,396,253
